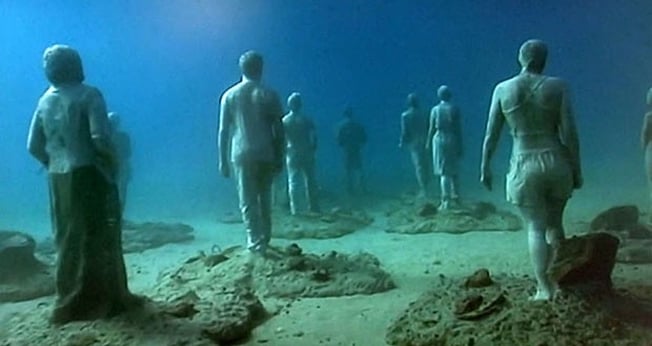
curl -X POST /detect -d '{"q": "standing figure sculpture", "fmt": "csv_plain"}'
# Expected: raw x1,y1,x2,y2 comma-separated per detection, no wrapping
427,85,463,210
399,93,431,198
641,87,652,222
218,51,285,254
480,39,582,301
27,44,140,324
282,92,320,215
108,112,132,213
336,107,367,195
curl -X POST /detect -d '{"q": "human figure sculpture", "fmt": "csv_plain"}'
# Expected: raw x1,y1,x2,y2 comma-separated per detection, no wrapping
641,87,652,222
399,93,431,198
336,107,367,194
27,44,141,324
108,112,132,213
480,39,582,301
218,51,285,254
282,92,320,215
427,85,463,209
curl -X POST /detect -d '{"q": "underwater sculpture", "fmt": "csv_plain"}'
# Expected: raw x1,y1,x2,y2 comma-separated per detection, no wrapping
218,50,285,255
336,106,367,195
282,92,321,215
427,85,463,210
399,93,431,198
108,111,132,213
480,39,583,301
641,87,652,222
27,44,142,324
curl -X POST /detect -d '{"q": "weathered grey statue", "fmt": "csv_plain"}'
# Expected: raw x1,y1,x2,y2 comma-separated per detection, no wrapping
427,85,463,209
27,44,141,324
641,87,652,222
399,93,431,198
480,39,582,301
336,107,367,194
282,92,320,214
218,51,285,254
108,112,132,213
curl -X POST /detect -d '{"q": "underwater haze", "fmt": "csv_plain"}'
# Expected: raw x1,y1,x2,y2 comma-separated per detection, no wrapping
2,0,652,234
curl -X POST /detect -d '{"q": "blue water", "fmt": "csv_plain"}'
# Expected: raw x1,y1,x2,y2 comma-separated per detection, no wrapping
2,0,652,234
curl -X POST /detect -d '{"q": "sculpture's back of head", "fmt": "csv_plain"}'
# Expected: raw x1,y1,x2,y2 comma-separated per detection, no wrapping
518,39,548,73
239,50,263,80
407,93,419,108
288,92,302,111
43,44,85,86
437,85,452,101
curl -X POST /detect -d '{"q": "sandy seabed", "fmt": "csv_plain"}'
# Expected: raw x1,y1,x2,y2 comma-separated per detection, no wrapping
1,192,651,345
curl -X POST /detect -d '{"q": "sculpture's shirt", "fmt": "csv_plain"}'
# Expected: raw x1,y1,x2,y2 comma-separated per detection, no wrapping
27,84,112,176
220,79,284,164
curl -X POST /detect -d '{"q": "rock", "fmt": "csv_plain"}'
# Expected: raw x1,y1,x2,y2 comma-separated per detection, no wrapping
164,291,200,318
385,275,651,346
453,294,483,315
156,246,395,299
286,243,303,256
417,203,438,217
0,231,54,302
199,289,266,344
627,224,652,239
589,205,639,231
0,231,42,281
36,220,195,256
469,202,497,220
386,201,522,234
616,240,652,264
273,208,373,239
464,268,493,288
122,221,195,252
549,233,619,289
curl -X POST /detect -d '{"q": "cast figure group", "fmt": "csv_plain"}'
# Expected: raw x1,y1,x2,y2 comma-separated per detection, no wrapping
399,85,463,209
25,38,650,324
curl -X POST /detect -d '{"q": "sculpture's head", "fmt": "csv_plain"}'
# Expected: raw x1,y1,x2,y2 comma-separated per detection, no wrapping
43,44,84,86
437,85,452,101
108,112,121,129
288,92,302,112
647,87,652,107
407,93,419,108
239,50,263,80
518,39,547,73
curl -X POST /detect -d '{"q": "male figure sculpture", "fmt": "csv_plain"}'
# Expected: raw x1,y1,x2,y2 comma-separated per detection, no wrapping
282,92,320,214
427,85,463,209
27,44,140,324
480,39,582,301
336,107,367,194
108,112,132,213
399,93,431,198
641,87,652,222
218,51,285,254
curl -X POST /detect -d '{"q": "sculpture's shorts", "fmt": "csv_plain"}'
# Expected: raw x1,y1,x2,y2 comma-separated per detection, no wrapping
506,149,573,207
